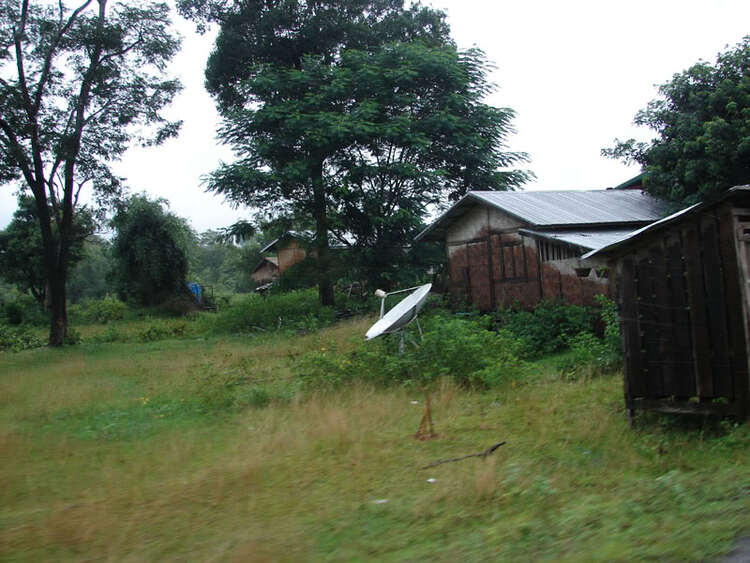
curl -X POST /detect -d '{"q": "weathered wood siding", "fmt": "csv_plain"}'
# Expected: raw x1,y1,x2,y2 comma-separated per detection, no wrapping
444,203,609,310
277,239,308,273
615,202,750,418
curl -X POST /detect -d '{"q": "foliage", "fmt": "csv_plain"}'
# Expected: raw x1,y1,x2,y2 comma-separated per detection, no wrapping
557,331,619,381
498,300,598,358
2,320,750,560
0,0,182,345
603,36,750,204
186,0,529,304
0,195,93,305
208,288,338,333
191,230,266,293
71,296,128,325
557,296,622,380
136,320,188,342
0,293,47,326
0,324,43,352
297,313,526,389
67,237,116,304
111,194,195,306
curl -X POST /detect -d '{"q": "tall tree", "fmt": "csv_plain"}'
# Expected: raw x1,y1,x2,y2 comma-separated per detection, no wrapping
0,195,93,305
0,0,182,345
180,0,529,303
111,194,194,306
603,36,750,204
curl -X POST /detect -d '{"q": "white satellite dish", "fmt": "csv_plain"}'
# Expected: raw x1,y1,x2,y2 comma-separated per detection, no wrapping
365,283,432,341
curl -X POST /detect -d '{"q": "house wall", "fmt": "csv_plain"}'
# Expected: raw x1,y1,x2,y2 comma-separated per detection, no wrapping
251,262,279,284
443,203,610,310
277,239,308,273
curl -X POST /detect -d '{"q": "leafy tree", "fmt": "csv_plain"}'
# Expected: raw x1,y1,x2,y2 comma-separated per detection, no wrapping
111,194,194,306
67,236,114,303
179,0,529,304
0,0,182,345
604,36,750,204
0,195,93,305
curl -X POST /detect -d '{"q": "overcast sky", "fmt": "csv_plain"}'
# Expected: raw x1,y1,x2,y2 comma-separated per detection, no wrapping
1,0,749,231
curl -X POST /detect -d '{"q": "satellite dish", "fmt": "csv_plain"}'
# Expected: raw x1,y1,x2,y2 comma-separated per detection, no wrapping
365,283,432,341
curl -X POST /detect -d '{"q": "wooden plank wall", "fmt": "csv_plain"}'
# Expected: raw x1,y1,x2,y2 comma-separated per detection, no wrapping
619,204,749,416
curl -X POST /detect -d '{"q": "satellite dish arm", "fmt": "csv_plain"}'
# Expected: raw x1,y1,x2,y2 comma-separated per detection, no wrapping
375,285,425,319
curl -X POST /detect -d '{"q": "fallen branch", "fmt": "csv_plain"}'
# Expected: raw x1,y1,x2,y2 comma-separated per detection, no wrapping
420,441,506,469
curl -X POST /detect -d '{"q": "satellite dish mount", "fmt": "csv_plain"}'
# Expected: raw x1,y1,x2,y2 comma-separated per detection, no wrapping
366,283,431,351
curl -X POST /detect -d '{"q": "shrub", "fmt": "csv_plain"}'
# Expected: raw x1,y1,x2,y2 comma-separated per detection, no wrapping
0,294,47,326
557,296,622,380
208,289,337,333
136,320,189,342
498,300,597,358
76,296,128,324
297,313,527,390
557,332,617,380
91,325,123,343
0,325,44,352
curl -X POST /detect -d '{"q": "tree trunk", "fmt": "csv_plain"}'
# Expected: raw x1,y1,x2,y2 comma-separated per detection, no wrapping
312,161,334,306
48,267,67,346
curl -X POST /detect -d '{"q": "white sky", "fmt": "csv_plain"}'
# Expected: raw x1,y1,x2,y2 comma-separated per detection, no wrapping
1,0,749,231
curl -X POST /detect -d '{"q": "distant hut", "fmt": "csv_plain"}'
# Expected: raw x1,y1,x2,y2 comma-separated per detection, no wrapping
584,186,750,420
250,256,279,284
416,189,669,310
260,231,312,274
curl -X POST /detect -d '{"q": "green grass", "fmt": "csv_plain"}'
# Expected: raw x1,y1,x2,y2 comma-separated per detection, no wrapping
1,317,749,561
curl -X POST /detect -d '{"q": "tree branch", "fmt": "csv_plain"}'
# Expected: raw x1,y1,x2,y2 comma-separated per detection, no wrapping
420,441,506,469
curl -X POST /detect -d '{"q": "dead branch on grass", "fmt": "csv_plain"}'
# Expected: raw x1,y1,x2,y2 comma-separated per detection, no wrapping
420,441,506,469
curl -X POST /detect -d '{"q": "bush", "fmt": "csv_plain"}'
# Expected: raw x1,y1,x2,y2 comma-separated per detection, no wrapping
136,320,189,342
557,296,622,380
0,294,47,326
0,325,44,352
75,296,128,324
297,313,527,390
208,289,337,333
498,300,597,358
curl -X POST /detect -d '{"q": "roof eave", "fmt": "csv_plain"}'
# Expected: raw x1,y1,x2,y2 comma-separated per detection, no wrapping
583,185,750,260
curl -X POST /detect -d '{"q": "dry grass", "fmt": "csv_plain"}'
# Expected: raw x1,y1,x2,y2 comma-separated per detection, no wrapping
1,316,749,561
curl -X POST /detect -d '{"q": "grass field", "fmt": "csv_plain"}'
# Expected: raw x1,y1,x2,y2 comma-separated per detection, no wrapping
1,316,749,561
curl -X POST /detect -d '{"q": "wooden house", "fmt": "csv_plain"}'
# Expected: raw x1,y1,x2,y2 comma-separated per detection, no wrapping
250,256,279,284
416,189,670,310
260,231,312,274
583,186,750,419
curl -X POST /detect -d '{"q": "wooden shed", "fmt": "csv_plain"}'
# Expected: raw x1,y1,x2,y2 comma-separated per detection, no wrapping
250,256,279,284
583,186,750,419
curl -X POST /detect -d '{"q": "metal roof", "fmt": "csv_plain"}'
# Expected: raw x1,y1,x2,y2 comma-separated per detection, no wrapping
582,185,750,260
260,230,352,253
416,189,670,241
519,228,639,251
471,190,669,226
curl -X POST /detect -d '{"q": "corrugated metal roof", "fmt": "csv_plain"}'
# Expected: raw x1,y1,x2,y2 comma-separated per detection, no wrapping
471,190,669,227
582,185,750,260
260,230,352,253
416,189,670,241
519,228,638,251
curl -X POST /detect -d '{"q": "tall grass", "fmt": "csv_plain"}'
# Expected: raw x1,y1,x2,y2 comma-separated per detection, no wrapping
1,317,749,560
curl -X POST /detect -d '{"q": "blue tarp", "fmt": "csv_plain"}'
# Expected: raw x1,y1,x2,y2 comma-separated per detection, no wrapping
187,282,202,303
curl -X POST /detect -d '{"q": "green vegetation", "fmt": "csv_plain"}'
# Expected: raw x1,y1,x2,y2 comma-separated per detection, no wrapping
111,194,195,307
183,0,530,304
497,299,599,358
604,35,750,205
1,303,748,560
0,0,182,346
